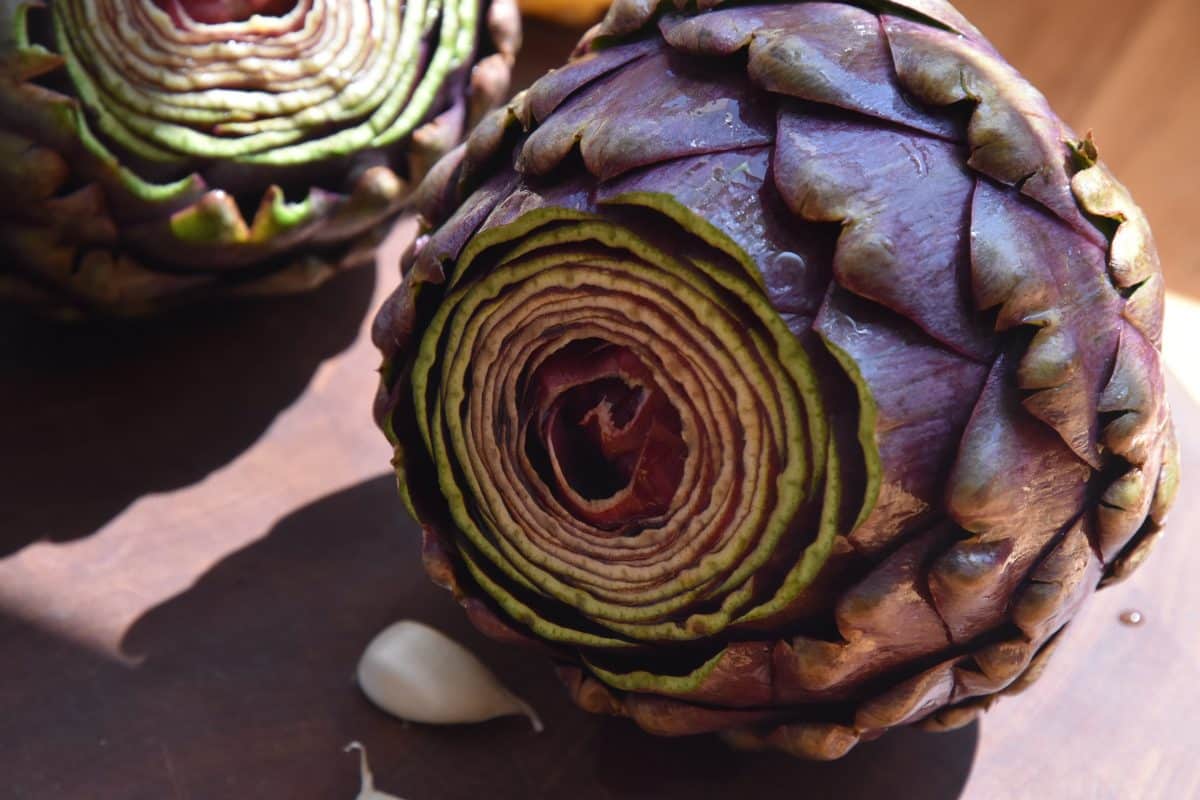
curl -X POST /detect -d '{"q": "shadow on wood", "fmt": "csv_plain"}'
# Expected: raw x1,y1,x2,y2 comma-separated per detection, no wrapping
0,475,978,799
0,265,375,556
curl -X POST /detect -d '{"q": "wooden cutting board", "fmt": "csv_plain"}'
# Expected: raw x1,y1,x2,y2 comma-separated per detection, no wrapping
3,12,1199,800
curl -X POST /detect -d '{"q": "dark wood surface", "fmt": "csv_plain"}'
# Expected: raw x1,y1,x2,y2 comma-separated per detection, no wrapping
3,9,1200,800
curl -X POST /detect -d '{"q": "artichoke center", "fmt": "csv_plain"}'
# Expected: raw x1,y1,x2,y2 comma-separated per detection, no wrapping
525,340,686,530
157,0,299,25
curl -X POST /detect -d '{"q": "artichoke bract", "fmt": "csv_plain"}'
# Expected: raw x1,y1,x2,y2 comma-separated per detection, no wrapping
0,0,519,315
373,0,1180,759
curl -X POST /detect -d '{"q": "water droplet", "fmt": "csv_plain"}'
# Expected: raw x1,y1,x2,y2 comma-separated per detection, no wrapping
1119,609,1144,627
772,251,805,275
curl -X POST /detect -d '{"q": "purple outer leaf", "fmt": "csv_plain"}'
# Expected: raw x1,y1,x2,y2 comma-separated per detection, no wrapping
937,354,1090,642
774,108,991,360
882,16,1106,250
661,4,958,139
526,38,664,124
774,524,955,701
520,51,775,181
816,290,988,554
970,179,1121,467
597,146,833,323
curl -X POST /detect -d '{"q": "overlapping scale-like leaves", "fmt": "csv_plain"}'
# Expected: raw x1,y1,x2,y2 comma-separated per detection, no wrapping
0,0,519,315
374,0,1178,760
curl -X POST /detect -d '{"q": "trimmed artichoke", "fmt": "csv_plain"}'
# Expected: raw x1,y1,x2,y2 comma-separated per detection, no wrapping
0,0,519,315
373,0,1180,759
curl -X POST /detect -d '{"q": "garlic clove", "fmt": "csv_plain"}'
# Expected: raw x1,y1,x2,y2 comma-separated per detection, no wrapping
345,742,405,800
356,620,543,732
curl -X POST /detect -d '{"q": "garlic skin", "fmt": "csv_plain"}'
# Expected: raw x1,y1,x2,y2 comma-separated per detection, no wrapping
345,742,404,800
357,620,543,731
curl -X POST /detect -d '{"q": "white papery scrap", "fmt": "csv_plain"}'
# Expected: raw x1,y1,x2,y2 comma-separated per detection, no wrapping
345,742,404,800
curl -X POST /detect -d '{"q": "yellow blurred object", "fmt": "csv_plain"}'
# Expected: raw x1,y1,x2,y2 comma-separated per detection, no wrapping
518,0,611,27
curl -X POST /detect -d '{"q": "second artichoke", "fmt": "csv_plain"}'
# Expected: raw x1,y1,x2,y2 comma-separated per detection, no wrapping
0,0,519,315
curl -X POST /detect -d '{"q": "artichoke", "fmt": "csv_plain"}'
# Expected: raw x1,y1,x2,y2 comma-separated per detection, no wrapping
0,0,519,316
373,0,1180,759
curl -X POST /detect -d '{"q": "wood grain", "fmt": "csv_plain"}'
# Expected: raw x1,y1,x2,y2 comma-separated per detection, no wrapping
3,8,1199,800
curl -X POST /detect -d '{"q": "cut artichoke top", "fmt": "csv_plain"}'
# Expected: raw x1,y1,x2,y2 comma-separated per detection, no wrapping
56,0,475,167
0,0,519,314
374,0,1178,760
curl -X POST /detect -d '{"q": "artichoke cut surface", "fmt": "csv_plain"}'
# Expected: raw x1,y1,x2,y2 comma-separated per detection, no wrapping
373,0,1178,759
0,0,519,315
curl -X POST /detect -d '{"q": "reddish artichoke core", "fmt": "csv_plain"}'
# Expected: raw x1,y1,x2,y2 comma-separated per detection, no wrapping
525,341,687,532
155,0,299,24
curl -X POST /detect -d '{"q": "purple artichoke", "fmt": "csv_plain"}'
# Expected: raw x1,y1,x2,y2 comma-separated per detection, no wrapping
373,0,1180,759
0,0,520,316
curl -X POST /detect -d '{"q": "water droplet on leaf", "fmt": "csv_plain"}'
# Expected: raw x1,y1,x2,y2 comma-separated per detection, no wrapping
1119,609,1144,626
